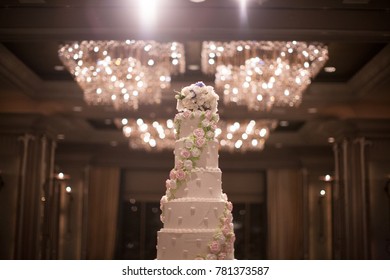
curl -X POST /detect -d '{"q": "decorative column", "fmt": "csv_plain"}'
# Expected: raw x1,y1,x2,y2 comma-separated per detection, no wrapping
332,137,370,259
267,169,304,259
86,166,120,259
14,134,56,259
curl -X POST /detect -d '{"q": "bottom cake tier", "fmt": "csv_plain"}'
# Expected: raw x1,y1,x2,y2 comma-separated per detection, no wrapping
157,229,235,260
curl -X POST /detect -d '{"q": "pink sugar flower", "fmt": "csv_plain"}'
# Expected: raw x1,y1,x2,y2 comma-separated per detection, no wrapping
215,233,226,244
193,128,205,138
201,119,210,128
183,110,191,119
195,137,206,147
184,139,193,149
176,169,186,181
165,179,171,189
169,169,177,180
220,217,228,225
218,253,227,260
160,195,168,204
206,254,217,260
205,110,212,120
206,131,215,139
209,240,221,254
222,225,232,236
226,201,233,211
191,147,201,158
226,212,233,223
225,242,234,253
170,180,177,190
175,160,184,169
184,160,193,171
180,149,191,159
211,124,217,130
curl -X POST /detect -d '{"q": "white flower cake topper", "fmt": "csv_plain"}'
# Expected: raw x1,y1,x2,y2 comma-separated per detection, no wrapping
175,81,219,113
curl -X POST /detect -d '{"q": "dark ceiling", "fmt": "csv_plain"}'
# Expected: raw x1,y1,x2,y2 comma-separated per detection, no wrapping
0,0,390,155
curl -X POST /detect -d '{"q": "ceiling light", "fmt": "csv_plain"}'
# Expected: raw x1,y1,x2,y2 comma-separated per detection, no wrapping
54,65,65,71
59,40,185,110
138,0,157,26
319,174,334,182
328,137,335,143
188,64,200,71
72,106,83,112
202,41,328,111
55,172,70,180
308,107,318,113
190,0,206,3
324,66,336,73
279,120,289,127
119,118,277,152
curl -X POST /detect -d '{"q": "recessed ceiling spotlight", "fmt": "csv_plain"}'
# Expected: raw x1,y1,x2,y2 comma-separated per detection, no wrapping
188,64,200,71
328,137,335,143
190,0,206,3
57,134,65,140
72,106,83,112
54,65,65,71
319,174,334,182
324,66,336,73
279,120,289,127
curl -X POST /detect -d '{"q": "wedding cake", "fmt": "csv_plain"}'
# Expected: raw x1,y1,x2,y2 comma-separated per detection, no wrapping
156,82,235,260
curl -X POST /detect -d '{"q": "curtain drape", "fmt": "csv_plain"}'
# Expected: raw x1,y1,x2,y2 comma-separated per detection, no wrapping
87,166,120,259
267,169,304,259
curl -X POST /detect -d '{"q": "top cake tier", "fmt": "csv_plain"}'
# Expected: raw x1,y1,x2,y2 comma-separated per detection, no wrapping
175,81,219,114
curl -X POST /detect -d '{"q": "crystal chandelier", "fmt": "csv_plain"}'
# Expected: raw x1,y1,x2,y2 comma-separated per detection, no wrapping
58,40,185,110
118,118,277,152
216,119,277,152
121,118,176,151
201,41,328,111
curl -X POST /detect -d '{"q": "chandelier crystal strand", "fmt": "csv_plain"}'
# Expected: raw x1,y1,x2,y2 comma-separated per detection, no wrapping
119,118,277,152
58,40,185,110
201,41,328,111
217,119,277,152
121,118,176,151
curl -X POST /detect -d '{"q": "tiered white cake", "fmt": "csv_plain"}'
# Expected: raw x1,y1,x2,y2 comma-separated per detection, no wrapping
156,82,235,260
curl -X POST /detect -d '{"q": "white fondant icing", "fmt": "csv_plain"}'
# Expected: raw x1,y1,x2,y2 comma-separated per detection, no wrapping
178,115,202,139
157,231,234,260
163,200,225,229
174,169,222,199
